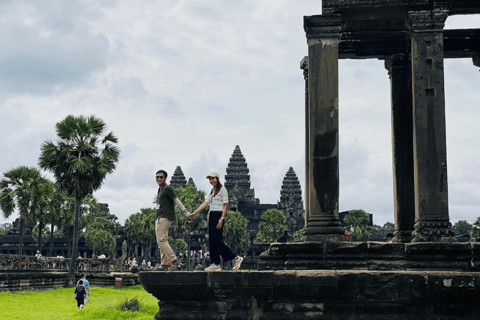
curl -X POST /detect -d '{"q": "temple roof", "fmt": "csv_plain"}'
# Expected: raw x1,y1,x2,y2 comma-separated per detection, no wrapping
225,145,251,191
187,177,196,188
279,167,303,203
170,166,187,189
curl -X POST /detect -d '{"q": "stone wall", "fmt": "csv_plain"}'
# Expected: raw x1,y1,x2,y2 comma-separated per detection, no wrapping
140,270,480,320
0,271,140,292
0,253,122,272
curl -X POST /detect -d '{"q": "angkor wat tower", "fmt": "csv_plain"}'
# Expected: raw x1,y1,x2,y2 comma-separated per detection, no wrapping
169,166,187,188
186,177,196,188
277,167,305,234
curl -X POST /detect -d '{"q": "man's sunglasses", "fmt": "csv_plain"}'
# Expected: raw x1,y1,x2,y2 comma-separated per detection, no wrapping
156,176,165,179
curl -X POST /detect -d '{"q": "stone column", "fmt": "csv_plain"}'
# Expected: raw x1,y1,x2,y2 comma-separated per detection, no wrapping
408,10,454,242
303,15,344,241
300,56,309,222
385,54,415,243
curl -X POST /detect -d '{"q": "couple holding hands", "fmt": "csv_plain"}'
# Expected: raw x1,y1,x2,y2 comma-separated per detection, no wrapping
154,170,243,272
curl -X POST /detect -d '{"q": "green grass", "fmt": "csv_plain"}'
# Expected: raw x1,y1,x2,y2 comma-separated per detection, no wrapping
0,285,158,320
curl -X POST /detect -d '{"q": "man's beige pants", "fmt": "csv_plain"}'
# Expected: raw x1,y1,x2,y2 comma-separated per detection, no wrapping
156,218,177,266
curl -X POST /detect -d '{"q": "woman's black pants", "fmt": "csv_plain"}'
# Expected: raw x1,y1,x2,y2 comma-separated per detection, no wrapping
208,211,236,265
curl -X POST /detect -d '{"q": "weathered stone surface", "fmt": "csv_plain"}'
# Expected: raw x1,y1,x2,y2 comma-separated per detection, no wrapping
141,270,480,319
259,242,480,271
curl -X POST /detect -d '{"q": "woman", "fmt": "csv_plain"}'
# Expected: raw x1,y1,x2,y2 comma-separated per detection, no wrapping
189,172,243,271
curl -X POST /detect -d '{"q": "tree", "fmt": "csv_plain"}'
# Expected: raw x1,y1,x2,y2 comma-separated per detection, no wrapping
256,209,287,243
0,166,46,255
471,217,480,240
223,210,250,255
45,190,68,256
344,209,373,241
371,222,395,238
169,237,187,253
85,229,115,256
85,212,120,257
31,179,57,255
38,115,120,287
452,220,473,236
59,195,99,258
293,228,305,242
124,208,156,259
32,224,51,247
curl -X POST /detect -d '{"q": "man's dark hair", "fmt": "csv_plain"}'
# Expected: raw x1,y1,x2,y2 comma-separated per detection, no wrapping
386,233,394,239
156,170,168,179
81,274,86,278
79,280,84,285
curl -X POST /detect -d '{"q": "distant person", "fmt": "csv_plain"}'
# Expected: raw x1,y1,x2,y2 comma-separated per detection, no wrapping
35,250,42,259
74,280,87,309
344,230,350,241
76,274,90,304
386,233,394,242
189,172,243,271
154,170,190,270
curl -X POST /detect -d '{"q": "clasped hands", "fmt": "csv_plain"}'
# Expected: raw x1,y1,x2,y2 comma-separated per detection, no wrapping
187,211,196,220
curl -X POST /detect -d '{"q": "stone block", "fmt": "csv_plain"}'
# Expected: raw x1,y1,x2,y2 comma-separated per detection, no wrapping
325,241,368,259
366,242,406,260
295,270,337,300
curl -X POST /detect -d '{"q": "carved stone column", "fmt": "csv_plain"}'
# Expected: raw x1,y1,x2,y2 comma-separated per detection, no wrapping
303,15,344,241
408,10,454,242
300,56,309,222
385,54,415,243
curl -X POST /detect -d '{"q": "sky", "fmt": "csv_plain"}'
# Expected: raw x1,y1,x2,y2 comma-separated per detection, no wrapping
0,0,479,227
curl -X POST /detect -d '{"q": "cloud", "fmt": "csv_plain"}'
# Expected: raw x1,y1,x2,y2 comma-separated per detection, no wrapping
0,0,110,97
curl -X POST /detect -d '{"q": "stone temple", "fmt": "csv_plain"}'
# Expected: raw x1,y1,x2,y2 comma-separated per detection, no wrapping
172,145,305,240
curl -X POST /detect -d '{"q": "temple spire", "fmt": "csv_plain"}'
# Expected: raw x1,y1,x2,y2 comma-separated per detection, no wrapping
170,166,187,188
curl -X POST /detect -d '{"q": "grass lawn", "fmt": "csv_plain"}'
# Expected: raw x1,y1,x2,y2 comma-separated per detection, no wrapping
0,285,159,320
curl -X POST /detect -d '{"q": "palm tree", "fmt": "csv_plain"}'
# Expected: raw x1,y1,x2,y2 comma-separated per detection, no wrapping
31,179,57,256
0,166,46,255
46,190,67,256
38,115,120,287
256,209,288,243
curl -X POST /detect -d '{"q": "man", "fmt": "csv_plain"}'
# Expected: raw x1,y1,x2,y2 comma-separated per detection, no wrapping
154,170,190,270
76,274,90,304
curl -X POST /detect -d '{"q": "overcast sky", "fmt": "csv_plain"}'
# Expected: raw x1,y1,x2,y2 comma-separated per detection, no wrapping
1,0,479,227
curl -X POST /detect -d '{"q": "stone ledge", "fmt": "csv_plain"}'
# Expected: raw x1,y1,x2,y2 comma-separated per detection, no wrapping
140,270,480,319
258,242,480,271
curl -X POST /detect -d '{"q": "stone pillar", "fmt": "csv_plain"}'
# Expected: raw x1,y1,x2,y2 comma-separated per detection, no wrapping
300,56,309,223
408,10,454,242
385,54,415,243
303,15,344,241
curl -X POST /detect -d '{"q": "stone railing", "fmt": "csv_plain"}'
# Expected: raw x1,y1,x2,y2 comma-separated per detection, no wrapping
0,254,112,272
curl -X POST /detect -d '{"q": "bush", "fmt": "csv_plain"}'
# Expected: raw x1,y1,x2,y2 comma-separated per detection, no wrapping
119,297,140,312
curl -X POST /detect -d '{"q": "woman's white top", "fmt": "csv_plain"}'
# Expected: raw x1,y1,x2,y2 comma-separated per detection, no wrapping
206,186,228,212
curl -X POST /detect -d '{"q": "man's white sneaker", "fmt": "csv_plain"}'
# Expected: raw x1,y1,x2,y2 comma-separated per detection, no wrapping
205,264,221,272
232,256,243,271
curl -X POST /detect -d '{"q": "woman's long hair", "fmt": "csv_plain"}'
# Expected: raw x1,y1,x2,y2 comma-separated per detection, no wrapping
210,178,223,198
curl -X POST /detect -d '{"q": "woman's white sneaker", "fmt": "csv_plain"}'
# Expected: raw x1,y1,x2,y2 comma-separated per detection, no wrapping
232,256,243,271
205,264,221,272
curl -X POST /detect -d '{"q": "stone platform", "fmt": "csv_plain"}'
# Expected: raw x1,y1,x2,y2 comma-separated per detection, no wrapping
140,242,480,319
140,269,480,320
